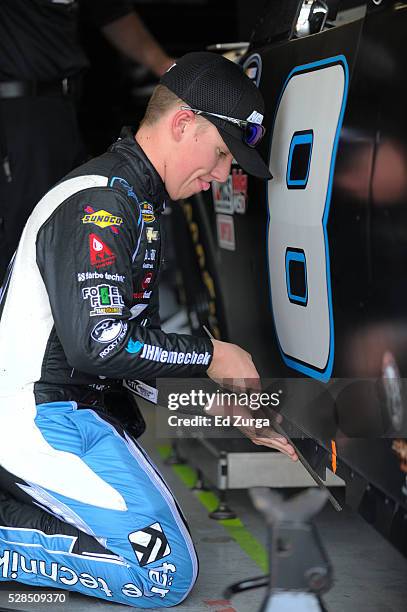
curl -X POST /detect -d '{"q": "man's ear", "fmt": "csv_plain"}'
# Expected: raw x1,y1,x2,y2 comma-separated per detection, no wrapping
171,109,194,142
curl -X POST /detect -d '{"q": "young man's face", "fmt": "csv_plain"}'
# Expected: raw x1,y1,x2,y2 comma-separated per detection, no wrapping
165,120,234,201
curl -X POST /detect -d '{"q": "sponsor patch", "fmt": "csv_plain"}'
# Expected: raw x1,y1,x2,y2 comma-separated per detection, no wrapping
124,380,158,404
144,248,156,262
91,319,126,344
126,341,211,366
133,290,152,300
140,202,155,224
99,323,128,358
89,234,116,269
126,339,144,354
77,271,125,283
141,272,153,290
82,284,124,317
128,522,171,567
82,207,123,233
146,228,159,243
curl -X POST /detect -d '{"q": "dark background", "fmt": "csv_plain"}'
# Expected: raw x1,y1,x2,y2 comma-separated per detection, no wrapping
78,0,267,155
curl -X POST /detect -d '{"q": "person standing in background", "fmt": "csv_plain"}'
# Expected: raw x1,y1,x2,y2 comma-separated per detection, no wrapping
0,0,174,282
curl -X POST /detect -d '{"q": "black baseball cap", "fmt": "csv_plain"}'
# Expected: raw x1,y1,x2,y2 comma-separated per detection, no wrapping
160,52,272,180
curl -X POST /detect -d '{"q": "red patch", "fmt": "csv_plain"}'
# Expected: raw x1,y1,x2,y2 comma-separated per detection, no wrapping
232,169,248,195
141,272,153,289
220,221,233,242
133,292,147,299
89,233,116,269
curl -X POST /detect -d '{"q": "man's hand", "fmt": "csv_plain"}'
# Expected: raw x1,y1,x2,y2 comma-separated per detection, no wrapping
241,426,298,461
207,339,260,391
205,340,298,459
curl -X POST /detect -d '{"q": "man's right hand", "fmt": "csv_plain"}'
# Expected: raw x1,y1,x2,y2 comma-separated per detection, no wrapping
206,339,260,390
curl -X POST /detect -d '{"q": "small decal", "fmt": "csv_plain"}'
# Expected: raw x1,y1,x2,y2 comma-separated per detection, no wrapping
246,110,263,124
140,202,155,224
126,339,144,354
212,169,248,215
144,248,156,262
89,234,116,269
98,323,128,359
131,343,211,365
231,169,248,214
124,380,158,404
133,290,152,300
141,272,153,290
212,176,233,214
82,207,123,232
91,319,126,344
216,214,235,251
146,228,159,243
77,271,125,283
82,284,124,317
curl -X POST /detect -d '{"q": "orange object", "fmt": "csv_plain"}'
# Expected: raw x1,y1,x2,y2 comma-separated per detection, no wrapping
331,440,337,474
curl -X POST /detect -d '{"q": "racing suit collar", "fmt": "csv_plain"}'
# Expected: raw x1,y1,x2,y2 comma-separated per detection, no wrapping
112,126,169,212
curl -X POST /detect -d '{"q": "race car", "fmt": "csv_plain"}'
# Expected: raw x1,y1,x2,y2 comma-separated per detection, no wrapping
171,0,407,555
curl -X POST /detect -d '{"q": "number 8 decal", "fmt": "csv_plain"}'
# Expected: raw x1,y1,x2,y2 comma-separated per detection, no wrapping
267,56,349,381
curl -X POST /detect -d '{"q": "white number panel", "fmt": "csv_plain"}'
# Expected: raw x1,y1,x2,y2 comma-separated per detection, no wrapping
267,56,349,381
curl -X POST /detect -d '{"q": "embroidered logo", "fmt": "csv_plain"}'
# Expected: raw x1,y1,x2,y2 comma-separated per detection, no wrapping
89,234,116,269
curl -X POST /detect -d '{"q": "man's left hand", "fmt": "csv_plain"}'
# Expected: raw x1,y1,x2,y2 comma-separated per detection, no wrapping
242,426,299,461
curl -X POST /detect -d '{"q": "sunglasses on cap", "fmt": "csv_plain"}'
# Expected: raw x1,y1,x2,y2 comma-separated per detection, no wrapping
180,106,266,147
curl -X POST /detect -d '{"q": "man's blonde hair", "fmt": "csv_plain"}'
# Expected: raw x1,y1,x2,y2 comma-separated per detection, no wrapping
140,84,208,131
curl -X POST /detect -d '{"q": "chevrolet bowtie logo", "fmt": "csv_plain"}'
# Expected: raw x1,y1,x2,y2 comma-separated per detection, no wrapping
146,228,159,242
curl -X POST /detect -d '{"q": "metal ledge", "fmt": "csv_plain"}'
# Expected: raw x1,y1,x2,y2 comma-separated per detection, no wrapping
175,436,344,490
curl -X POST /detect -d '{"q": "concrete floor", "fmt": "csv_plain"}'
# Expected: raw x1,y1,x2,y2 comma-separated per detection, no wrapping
1,403,407,612
226,487,407,612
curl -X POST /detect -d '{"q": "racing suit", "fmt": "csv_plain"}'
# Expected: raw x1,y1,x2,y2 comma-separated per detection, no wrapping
0,127,213,606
